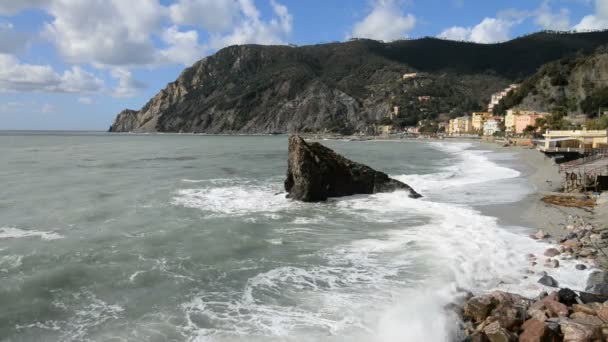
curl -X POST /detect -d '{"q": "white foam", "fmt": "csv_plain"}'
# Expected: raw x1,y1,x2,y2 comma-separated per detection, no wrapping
172,182,295,216
0,227,63,240
176,141,591,341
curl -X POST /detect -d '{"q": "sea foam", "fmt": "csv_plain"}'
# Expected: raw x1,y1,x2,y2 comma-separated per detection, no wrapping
0,227,63,240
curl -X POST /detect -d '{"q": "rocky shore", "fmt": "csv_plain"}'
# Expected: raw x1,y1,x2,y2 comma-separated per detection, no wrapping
456,144,608,341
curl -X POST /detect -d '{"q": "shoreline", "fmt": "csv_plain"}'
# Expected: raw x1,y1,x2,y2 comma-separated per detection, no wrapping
455,142,608,341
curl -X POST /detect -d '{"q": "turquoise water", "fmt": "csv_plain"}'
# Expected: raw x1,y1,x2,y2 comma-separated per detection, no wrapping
0,133,586,341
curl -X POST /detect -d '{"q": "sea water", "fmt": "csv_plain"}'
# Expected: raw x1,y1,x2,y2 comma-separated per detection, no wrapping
0,133,591,342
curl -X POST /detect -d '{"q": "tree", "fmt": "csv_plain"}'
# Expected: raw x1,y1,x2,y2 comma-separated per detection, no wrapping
523,125,536,134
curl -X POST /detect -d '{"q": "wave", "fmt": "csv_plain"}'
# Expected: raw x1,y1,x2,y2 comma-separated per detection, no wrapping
175,141,592,341
0,226,63,240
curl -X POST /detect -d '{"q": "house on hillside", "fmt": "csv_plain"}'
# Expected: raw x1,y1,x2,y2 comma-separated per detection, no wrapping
488,84,519,112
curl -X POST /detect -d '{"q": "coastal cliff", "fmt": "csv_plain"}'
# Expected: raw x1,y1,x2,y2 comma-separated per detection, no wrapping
109,31,608,133
494,48,608,116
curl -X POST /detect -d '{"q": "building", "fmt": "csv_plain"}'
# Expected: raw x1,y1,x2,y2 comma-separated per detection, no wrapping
505,110,549,134
515,111,547,134
471,112,492,132
402,73,418,80
391,106,400,119
488,84,519,112
448,116,472,135
377,125,394,136
418,96,432,102
505,110,518,133
483,117,503,136
539,129,608,153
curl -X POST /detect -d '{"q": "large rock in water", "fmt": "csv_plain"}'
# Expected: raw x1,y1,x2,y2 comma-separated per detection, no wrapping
284,135,421,202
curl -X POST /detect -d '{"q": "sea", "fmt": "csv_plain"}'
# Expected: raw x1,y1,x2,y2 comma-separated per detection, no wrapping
0,132,592,342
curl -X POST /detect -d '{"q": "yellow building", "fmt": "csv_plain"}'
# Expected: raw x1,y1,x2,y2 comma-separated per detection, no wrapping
471,112,492,132
540,129,608,152
505,109,518,133
448,116,473,136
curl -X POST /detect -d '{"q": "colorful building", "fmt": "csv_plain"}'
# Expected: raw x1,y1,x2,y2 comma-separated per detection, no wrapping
483,117,503,136
505,110,549,134
488,84,519,112
471,112,492,132
448,116,472,135
515,112,547,134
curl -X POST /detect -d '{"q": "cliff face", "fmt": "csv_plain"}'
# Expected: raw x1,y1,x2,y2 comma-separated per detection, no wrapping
495,49,608,115
109,31,608,133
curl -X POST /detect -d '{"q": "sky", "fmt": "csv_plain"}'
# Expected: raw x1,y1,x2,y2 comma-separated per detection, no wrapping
1,0,607,130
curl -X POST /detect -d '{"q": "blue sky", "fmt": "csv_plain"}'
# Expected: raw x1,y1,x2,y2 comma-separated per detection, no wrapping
0,0,607,130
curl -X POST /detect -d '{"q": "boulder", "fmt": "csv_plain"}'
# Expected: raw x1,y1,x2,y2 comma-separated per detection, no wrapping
585,271,608,296
538,275,559,288
284,136,421,202
557,288,578,306
519,319,556,342
465,295,497,323
560,319,602,341
483,321,513,342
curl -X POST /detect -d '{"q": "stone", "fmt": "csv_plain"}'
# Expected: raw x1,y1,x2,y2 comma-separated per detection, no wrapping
464,332,490,342
573,304,598,315
586,271,608,296
483,321,512,342
544,259,559,268
538,275,559,287
534,230,550,240
558,288,579,306
562,239,582,249
576,264,587,270
284,136,421,202
544,248,560,257
542,298,569,317
570,312,592,319
519,319,554,342
578,248,595,258
596,306,608,322
560,319,602,341
566,232,578,240
464,295,497,323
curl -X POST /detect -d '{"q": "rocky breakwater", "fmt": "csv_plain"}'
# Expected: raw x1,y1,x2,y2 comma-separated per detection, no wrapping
458,215,608,341
284,135,421,202
460,289,608,342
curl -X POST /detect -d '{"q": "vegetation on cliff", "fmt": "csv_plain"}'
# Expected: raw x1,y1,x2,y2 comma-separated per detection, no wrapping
109,31,608,134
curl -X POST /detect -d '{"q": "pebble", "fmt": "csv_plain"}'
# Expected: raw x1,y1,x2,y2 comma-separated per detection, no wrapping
544,248,560,257
575,264,587,270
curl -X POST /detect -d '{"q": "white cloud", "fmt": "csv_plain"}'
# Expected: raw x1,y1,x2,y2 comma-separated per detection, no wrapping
0,53,104,93
535,1,571,31
159,26,207,65
169,0,239,31
78,96,93,105
42,0,165,67
350,0,416,41
212,0,293,48
574,0,608,31
438,26,472,41
439,10,529,43
111,68,146,98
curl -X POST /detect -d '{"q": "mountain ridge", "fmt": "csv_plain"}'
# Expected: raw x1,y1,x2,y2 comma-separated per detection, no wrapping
109,30,608,134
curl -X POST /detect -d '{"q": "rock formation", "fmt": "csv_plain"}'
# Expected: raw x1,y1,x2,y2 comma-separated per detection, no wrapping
284,135,421,202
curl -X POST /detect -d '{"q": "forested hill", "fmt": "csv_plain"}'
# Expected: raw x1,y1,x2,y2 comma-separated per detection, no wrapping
109,30,608,134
